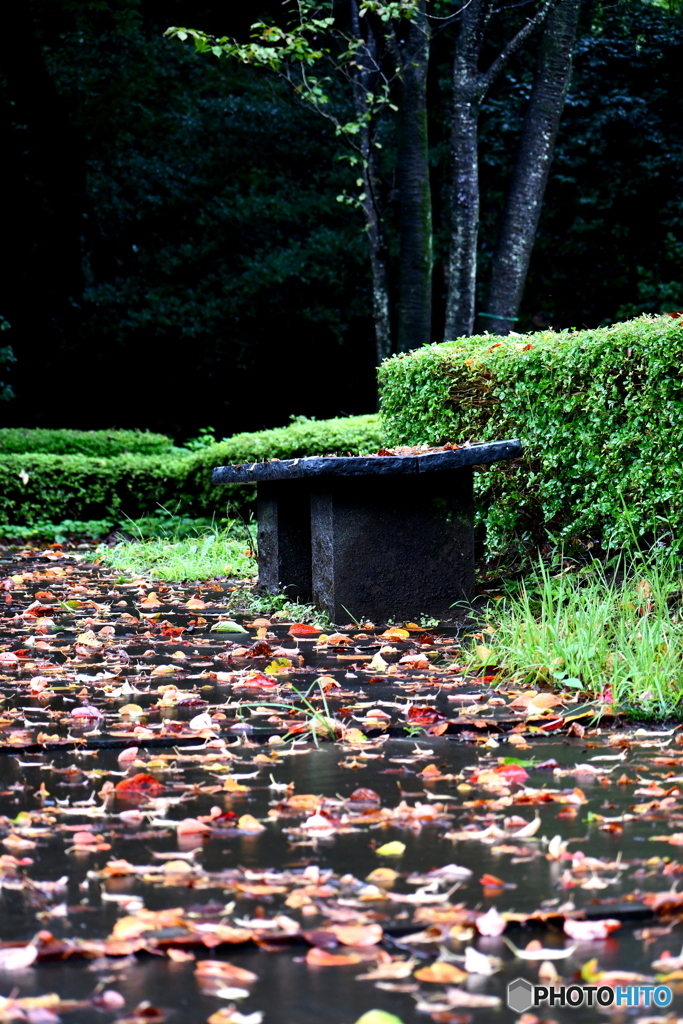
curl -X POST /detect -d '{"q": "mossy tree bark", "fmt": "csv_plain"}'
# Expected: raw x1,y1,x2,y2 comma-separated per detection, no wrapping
396,1,433,353
481,0,581,335
443,0,562,342
350,0,392,365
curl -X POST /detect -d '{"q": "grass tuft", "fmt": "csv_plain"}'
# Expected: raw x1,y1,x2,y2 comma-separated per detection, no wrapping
482,549,683,717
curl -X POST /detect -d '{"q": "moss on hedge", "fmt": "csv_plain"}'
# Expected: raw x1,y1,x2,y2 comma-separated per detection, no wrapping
378,314,683,553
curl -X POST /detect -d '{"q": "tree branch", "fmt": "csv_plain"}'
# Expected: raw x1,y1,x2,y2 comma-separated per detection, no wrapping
478,0,562,95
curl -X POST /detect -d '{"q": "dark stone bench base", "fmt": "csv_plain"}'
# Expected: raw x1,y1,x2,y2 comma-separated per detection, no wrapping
257,481,312,601
309,470,474,622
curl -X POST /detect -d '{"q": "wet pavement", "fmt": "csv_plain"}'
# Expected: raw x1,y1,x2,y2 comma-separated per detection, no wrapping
0,545,681,1024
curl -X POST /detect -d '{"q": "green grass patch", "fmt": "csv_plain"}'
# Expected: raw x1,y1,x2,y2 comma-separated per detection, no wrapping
91,514,329,624
480,550,683,717
93,519,257,582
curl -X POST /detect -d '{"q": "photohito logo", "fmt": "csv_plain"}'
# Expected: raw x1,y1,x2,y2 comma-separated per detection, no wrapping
507,980,673,1013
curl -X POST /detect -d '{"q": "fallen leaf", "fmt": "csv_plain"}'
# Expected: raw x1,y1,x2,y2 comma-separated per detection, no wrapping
414,961,467,984
376,841,405,857
329,924,383,946
237,814,265,833
306,947,362,966
563,918,621,941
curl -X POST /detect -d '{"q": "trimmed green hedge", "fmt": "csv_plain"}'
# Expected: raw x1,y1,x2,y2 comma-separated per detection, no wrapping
188,414,383,511
378,315,683,553
0,453,190,525
0,415,382,526
0,428,176,456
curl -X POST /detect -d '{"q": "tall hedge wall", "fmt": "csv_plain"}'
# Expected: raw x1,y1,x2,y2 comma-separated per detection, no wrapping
378,315,683,553
0,415,383,525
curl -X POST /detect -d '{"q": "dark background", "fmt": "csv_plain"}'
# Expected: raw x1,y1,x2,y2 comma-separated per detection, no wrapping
1,0,681,440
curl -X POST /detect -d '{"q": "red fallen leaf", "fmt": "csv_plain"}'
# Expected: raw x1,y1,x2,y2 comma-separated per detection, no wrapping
115,773,164,794
238,672,278,688
521,343,533,350
13,649,32,658
72,831,99,845
428,722,449,736
667,311,683,319
537,718,565,732
492,763,529,784
289,623,321,636
159,622,185,637
348,788,381,804
407,705,445,726
247,640,273,657
601,686,614,704
480,873,505,887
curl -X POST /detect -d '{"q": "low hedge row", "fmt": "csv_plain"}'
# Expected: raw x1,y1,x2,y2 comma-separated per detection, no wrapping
378,314,683,553
0,428,176,456
0,415,383,526
188,414,383,510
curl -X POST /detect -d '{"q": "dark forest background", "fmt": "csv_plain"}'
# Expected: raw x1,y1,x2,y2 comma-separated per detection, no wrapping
1,0,682,440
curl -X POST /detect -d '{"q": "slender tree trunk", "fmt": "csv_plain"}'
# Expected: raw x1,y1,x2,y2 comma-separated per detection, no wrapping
443,0,491,341
481,0,581,334
350,0,392,364
396,1,432,352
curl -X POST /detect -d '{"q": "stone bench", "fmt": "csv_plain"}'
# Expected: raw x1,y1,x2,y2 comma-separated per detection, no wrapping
212,439,522,622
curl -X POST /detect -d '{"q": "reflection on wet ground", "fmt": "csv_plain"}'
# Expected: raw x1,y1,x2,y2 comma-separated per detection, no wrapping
0,546,681,1023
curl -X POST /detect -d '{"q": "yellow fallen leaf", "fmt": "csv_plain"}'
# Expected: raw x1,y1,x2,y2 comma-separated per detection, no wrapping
376,841,406,857
237,814,265,833
365,867,399,885
119,704,144,716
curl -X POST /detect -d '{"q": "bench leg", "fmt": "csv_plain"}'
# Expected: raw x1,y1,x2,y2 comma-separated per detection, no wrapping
257,481,312,600
310,470,475,622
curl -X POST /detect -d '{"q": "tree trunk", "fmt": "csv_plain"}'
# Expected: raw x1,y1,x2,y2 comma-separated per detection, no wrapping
396,1,432,353
350,0,392,365
443,0,491,341
481,0,581,334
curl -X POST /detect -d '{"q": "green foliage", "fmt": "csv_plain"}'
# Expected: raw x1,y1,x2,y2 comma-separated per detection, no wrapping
0,452,190,526
0,519,115,543
95,519,257,582
0,428,176,456
484,550,683,716
378,314,683,553
0,415,382,526
186,414,383,511
182,428,217,452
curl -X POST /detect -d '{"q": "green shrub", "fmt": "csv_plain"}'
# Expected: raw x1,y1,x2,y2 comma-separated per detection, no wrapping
186,414,384,511
0,453,190,525
0,415,383,526
0,428,176,456
378,314,683,554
